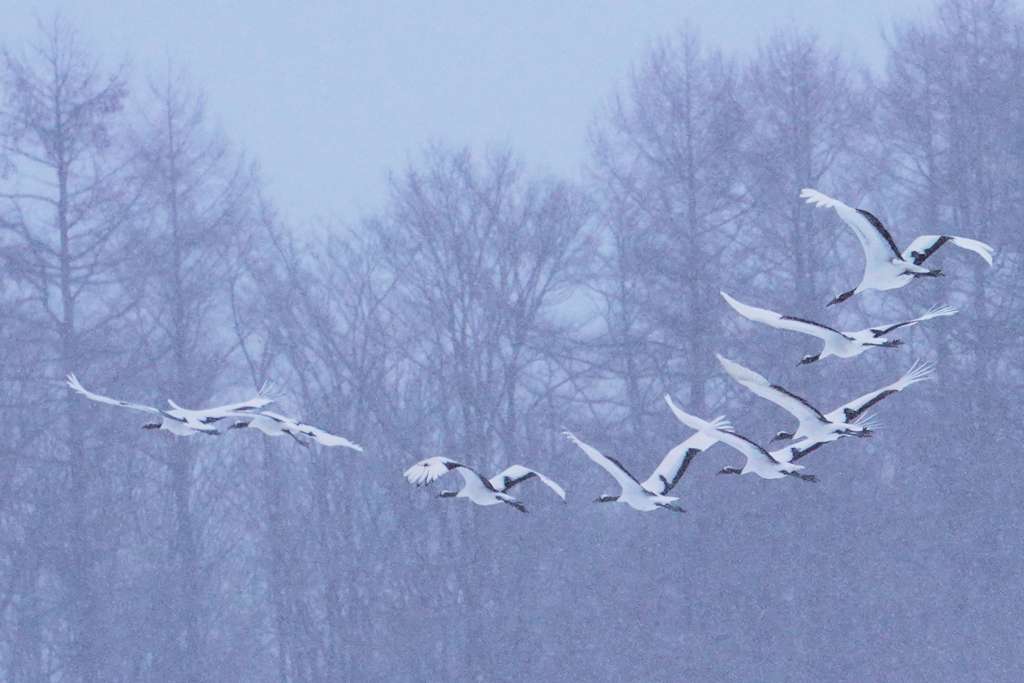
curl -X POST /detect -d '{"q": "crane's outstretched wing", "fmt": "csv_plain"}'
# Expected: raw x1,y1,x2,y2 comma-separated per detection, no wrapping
867,305,956,337
643,416,730,495
67,374,166,417
781,438,831,463
562,430,646,497
721,291,849,343
293,423,363,451
490,465,566,500
404,457,466,486
664,395,786,468
824,361,935,424
717,354,830,434
902,235,994,266
225,408,362,450
169,383,275,417
801,188,902,264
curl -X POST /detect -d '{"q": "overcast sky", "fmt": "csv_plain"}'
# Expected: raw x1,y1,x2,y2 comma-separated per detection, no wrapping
0,0,935,228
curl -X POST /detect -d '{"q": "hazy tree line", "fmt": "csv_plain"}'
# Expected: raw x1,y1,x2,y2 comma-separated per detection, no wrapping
1,1,1022,680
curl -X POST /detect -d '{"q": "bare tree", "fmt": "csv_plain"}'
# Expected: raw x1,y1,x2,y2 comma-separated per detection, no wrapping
231,211,405,682
590,28,748,445
740,26,874,310
370,147,592,676
231,148,593,679
883,0,1024,409
880,0,1024,532
0,19,133,682
378,148,592,464
125,65,260,682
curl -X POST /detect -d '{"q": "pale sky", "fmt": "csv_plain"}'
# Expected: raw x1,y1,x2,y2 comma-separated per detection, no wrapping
0,0,935,229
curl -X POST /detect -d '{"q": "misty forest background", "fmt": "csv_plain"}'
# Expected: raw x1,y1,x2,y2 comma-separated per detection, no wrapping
1,0,1023,680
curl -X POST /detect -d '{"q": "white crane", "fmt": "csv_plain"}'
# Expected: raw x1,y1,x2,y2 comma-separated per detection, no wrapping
227,411,362,451
403,457,565,512
774,361,935,462
562,421,727,512
66,374,272,436
717,354,875,446
801,188,994,305
663,395,818,482
721,291,956,365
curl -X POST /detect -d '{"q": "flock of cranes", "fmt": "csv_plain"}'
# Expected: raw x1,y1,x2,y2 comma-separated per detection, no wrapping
405,189,994,512
66,374,363,451
67,189,993,516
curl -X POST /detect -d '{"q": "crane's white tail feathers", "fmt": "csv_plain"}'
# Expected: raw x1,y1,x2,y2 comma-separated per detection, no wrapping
895,360,935,389
921,304,957,320
716,354,770,389
800,188,844,209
